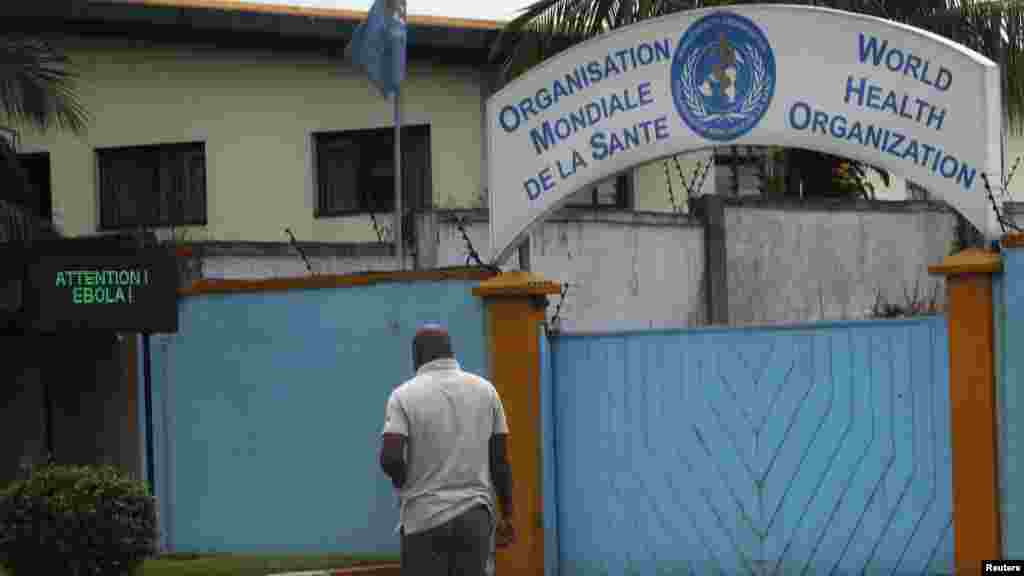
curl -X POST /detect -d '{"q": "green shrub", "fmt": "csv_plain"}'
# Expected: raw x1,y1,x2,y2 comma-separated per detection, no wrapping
0,464,158,576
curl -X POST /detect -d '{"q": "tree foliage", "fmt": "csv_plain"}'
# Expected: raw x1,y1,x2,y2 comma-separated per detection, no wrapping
0,35,88,219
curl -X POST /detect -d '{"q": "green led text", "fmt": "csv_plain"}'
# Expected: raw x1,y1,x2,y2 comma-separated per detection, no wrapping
55,269,149,305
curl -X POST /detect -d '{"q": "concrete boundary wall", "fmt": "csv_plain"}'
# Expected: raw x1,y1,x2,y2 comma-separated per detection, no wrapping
174,200,957,329
715,198,956,326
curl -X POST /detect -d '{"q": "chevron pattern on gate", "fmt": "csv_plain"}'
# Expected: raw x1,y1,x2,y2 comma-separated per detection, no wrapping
546,317,953,575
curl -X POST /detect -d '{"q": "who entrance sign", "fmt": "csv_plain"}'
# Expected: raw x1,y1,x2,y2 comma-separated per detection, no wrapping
486,4,1004,265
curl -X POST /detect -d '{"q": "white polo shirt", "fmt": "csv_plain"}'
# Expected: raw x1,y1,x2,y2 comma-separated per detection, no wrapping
382,357,510,535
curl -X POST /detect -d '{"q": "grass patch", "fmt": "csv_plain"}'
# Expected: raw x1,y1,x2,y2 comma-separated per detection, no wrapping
1,553,400,576
139,553,399,576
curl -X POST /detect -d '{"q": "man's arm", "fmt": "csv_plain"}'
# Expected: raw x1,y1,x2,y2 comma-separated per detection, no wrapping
380,392,409,490
380,433,407,489
489,433,514,520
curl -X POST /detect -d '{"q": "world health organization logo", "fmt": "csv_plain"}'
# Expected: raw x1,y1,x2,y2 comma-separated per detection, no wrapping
671,11,776,142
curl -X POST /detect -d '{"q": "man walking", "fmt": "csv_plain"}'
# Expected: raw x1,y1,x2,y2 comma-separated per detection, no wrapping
380,324,515,575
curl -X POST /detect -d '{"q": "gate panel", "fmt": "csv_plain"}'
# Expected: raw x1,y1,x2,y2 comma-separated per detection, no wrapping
549,317,952,575
149,277,489,553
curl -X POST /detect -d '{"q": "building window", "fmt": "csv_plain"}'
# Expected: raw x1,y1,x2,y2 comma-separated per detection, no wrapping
97,142,207,230
315,125,432,217
563,172,632,209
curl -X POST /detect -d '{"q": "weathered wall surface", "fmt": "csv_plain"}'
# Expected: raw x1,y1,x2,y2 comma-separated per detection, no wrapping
527,213,706,331
199,248,398,279
427,211,707,332
724,201,956,325
177,202,956,330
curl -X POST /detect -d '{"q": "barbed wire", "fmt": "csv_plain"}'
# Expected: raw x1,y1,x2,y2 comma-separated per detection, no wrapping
664,160,681,213
548,281,573,334
683,157,712,201
981,173,1008,234
665,156,711,213
1006,155,1022,191
671,155,690,204
982,167,1023,235
756,150,770,196
452,214,502,273
283,227,315,275
367,205,389,243
999,155,1024,231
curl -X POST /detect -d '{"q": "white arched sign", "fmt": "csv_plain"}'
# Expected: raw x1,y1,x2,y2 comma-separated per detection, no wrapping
486,4,1003,265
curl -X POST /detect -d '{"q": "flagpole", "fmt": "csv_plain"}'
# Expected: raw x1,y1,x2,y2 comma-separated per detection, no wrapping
347,0,404,268
394,83,403,270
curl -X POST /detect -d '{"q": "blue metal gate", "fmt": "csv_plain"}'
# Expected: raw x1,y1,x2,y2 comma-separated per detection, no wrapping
540,317,953,575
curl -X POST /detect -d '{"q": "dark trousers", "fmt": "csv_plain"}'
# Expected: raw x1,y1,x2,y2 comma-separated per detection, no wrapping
401,504,492,576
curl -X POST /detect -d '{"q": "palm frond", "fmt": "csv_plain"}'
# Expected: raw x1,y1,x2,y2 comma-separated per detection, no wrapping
893,0,1024,134
490,0,708,82
493,0,1024,133
0,36,89,135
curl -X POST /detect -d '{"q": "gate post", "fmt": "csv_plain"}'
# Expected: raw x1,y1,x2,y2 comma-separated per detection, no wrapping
473,272,561,576
929,247,1004,571
998,233,1024,559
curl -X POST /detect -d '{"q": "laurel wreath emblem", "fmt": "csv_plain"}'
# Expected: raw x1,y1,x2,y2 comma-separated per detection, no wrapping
679,41,770,123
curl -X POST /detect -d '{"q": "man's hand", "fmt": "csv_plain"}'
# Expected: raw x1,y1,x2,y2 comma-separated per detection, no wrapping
489,433,515,549
495,515,515,548
380,434,407,489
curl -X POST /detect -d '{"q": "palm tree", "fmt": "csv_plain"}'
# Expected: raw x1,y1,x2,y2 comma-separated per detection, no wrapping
490,0,1024,219
0,35,88,225
0,36,88,468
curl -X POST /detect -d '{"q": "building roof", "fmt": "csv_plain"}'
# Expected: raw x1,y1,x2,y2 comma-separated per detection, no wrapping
0,0,507,65
114,0,506,30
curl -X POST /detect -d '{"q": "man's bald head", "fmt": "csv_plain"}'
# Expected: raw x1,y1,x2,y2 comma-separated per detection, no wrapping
413,323,453,370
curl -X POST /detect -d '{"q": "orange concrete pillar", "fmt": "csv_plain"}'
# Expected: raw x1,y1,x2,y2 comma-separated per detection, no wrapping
929,248,1004,572
473,272,561,576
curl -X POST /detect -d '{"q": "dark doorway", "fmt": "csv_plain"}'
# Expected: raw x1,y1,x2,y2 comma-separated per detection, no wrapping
0,329,141,487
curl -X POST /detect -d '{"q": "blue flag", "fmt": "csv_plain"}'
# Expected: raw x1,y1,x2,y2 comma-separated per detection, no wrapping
346,0,407,98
